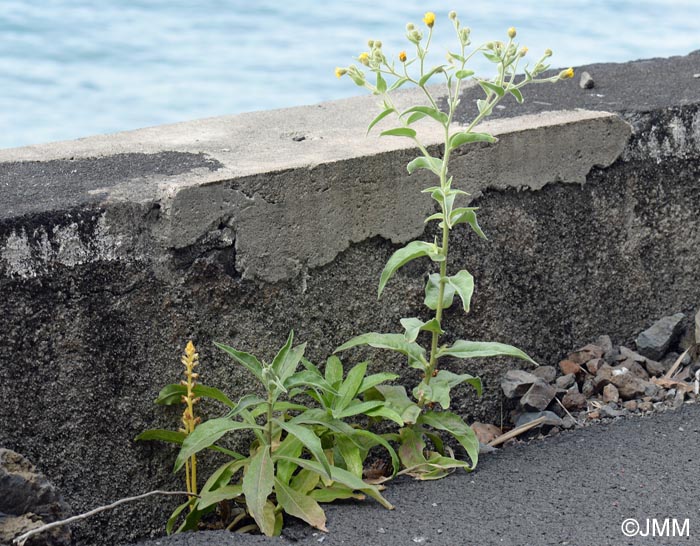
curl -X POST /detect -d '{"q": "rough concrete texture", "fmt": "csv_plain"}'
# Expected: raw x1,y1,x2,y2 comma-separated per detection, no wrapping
1,51,699,545
132,403,700,546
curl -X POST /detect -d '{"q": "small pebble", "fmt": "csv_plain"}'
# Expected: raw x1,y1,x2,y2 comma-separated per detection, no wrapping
377,528,386,534
413,537,427,544
579,71,595,89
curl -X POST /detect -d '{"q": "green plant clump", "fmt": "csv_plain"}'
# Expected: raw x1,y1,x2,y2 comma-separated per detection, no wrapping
139,9,572,537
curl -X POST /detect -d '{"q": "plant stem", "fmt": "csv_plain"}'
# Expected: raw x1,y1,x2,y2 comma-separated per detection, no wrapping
266,391,273,449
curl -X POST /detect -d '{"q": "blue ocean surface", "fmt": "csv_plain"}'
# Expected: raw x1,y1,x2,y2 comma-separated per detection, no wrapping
0,1,698,149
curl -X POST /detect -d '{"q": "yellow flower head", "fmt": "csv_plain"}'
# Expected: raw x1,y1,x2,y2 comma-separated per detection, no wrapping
185,340,196,357
559,67,575,80
423,12,436,28
399,51,407,62
358,52,370,66
335,67,347,78
519,46,528,57
507,27,516,38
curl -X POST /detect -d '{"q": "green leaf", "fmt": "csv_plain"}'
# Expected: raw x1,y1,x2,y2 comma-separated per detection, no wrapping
380,127,417,138
398,426,428,468
455,69,475,79
378,240,439,297
324,355,344,388
290,468,321,495
275,340,306,385
509,87,524,103
351,429,400,476
388,77,409,92
335,435,363,477
448,131,497,151
334,400,384,419
373,385,422,424
334,333,427,368
437,340,536,365
418,411,479,470
401,105,448,125
482,52,501,63
434,369,482,396
477,99,493,115
227,394,267,418
174,418,262,472
135,429,186,445
277,457,394,510
451,208,487,239
214,342,263,383
275,420,331,478
273,435,303,485
447,270,475,313
358,372,400,394
448,51,465,63
275,478,328,532
407,156,443,175
155,384,237,409
412,371,481,409
166,500,192,535
419,65,446,87
197,484,243,510
200,459,247,495
242,448,275,536
365,406,405,426
310,486,365,503
367,107,396,134
424,273,455,311
334,361,368,412
376,72,387,94
406,111,427,125
478,80,505,97
400,317,444,343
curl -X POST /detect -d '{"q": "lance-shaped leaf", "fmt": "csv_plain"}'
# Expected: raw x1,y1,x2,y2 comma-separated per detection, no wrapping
448,131,497,151
380,127,417,138
451,208,487,239
367,107,396,134
324,355,344,388
174,418,262,472
398,426,428,469
334,333,427,368
378,240,441,297
407,156,443,175
273,337,306,385
400,105,449,125
242,448,275,536
333,361,367,413
418,411,479,470
389,77,409,92
413,370,482,409
276,457,394,510
424,273,455,311
197,484,243,510
509,87,524,103
478,80,505,97
400,317,444,343
275,419,331,478
155,384,237,409
447,270,475,313
334,400,384,419
437,340,537,365
311,486,365,503
358,372,400,394
376,72,387,94
455,69,475,79
275,478,328,532
214,342,263,382
135,429,185,445
372,385,422,424
419,65,446,86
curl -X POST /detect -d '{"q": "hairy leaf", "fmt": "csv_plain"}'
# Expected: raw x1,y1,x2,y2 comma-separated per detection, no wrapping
214,342,263,383
367,107,396,134
448,131,497,151
407,156,443,175
380,127,417,138
334,361,368,412
378,240,439,297
451,208,487,239
424,273,455,311
275,478,328,532
276,420,331,478
447,270,475,313
437,340,536,365
335,333,427,368
418,411,479,470
242,448,275,536
401,105,448,125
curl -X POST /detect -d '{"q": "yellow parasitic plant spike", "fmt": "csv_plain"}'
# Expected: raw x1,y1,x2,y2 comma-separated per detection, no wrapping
181,340,200,505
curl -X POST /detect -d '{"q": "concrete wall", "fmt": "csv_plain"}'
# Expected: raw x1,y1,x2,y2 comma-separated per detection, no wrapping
1,51,698,545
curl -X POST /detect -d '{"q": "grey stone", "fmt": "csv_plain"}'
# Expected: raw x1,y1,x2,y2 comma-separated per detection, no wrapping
596,335,613,354
619,346,647,363
636,313,686,361
561,391,587,411
555,374,576,390
600,404,625,418
520,380,558,411
532,365,557,383
610,370,658,400
515,411,564,428
0,449,71,546
561,415,577,429
580,71,595,89
501,370,539,399
644,358,666,377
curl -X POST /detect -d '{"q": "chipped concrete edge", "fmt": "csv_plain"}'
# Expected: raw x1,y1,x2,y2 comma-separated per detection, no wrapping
0,108,632,282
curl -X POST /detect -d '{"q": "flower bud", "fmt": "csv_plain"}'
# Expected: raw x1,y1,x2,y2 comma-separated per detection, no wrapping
519,46,528,57
544,48,553,57
335,67,347,78
406,23,415,31
507,27,516,38
448,11,457,20
423,12,436,28
399,51,407,62
368,39,374,48
460,27,471,43
358,52,370,66
558,67,575,80
375,40,382,48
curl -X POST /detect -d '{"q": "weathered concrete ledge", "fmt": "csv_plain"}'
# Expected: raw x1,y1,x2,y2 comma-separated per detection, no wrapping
1,51,699,545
